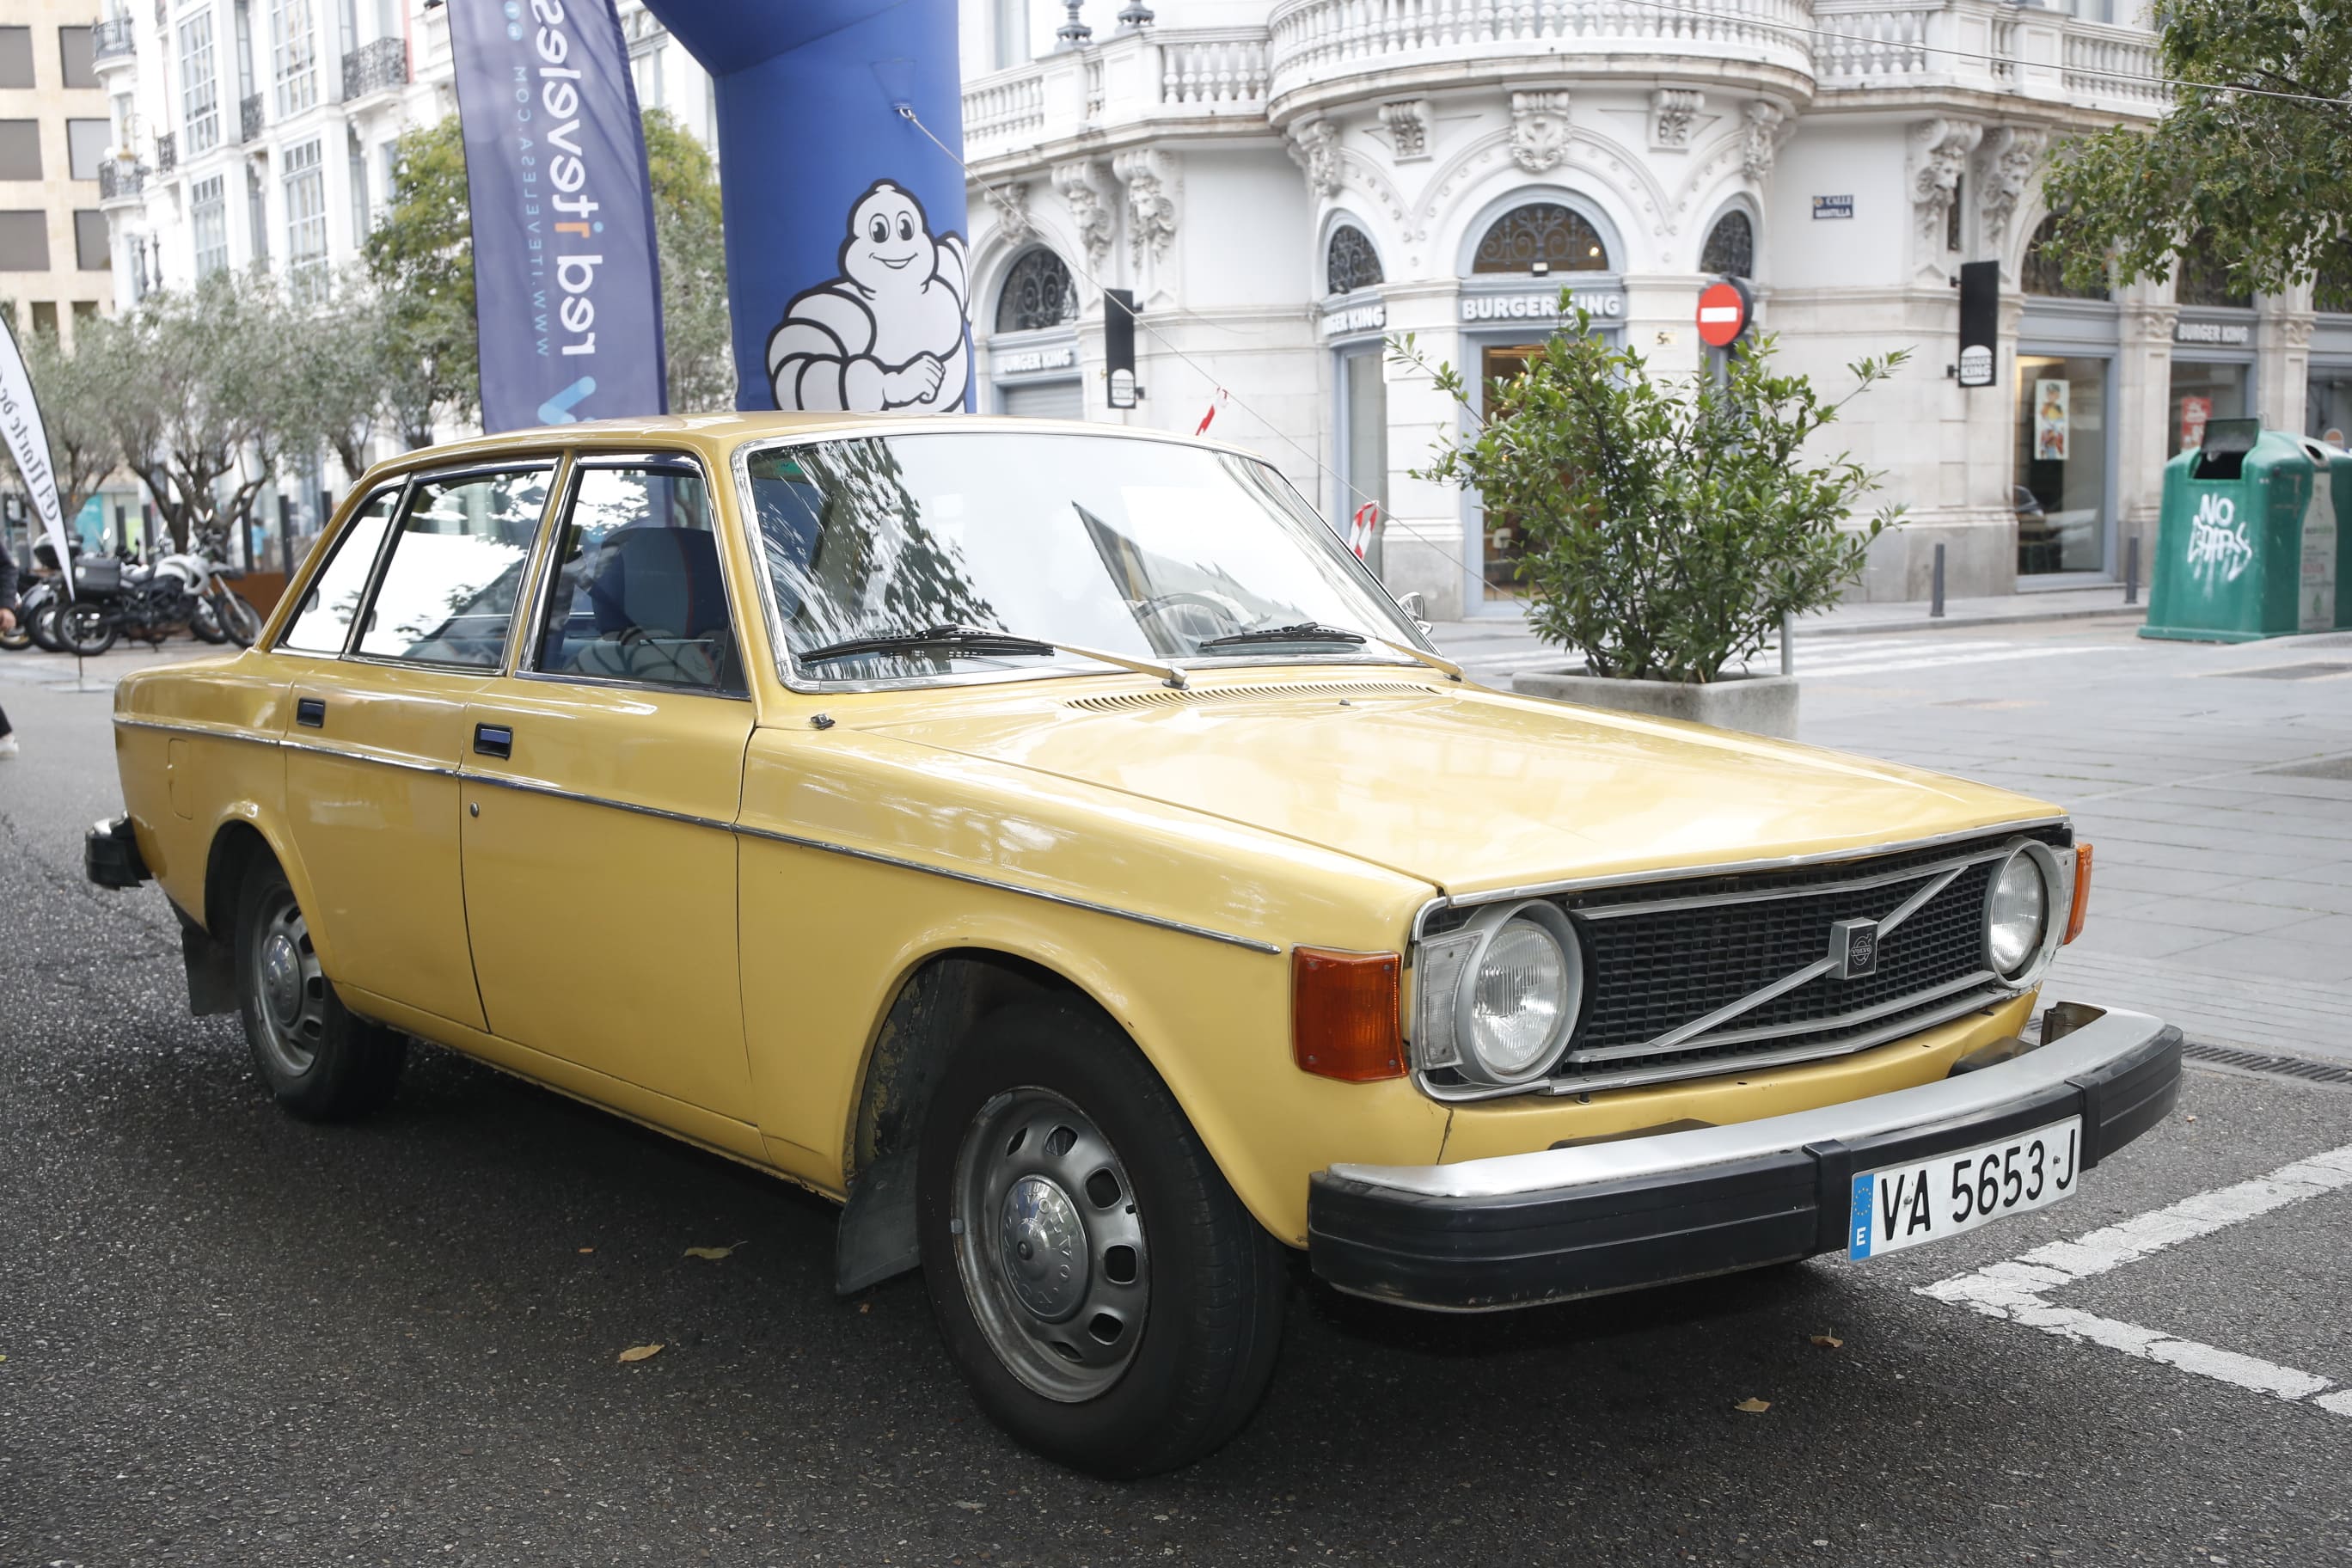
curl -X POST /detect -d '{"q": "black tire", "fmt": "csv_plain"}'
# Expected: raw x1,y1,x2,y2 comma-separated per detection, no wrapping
58,602,119,656
219,590,262,646
0,616,27,652
232,857,406,1120
28,599,68,653
188,599,227,643
916,999,1286,1478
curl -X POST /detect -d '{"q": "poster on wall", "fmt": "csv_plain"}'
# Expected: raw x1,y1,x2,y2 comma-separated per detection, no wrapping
2034,378,2070,462
2179,395,2213,451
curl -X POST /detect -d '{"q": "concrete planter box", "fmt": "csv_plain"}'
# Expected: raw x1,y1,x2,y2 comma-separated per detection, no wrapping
1510,668,1799,738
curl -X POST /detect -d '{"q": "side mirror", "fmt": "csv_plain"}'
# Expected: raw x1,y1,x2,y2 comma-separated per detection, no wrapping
1395,591,1429,622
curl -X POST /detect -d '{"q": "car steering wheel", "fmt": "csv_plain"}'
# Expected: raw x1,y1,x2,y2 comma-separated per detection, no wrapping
1133,591,1244,643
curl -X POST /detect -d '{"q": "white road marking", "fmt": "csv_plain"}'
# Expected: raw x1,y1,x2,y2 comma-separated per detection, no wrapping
1918,1140,2352,1416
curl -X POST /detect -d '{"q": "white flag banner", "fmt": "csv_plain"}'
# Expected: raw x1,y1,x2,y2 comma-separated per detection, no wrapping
0,317,73,595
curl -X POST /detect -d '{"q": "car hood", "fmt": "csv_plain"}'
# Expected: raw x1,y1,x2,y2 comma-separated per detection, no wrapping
857,675,2061,896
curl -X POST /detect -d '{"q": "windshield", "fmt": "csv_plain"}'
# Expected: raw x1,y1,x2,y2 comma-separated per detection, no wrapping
740,431,1425,685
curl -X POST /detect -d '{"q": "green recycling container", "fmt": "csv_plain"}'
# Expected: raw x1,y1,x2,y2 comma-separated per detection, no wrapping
2312,438,2352,633
2142,422,2334,642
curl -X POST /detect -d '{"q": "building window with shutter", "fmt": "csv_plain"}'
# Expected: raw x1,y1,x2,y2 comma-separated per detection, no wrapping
181,13,220,156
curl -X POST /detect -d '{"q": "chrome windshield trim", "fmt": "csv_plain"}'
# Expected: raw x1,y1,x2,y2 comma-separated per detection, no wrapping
732,820,1283,955
1344,1006,2169,1194
1409,817,2070,940
279,737,460,779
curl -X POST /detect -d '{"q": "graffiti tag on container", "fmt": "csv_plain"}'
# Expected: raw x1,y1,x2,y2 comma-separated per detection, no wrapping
2186,493,2253,590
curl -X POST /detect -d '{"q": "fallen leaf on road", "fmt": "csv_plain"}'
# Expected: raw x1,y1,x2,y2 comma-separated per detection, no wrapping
1734,1397,1771,1413
954,1501,984,1511
857,1302,870,1314
578,1247,595,1255
1810,1333,1844,1349
2184,1115,2198,1124
683,1246,734,1261
618,1343,665,1363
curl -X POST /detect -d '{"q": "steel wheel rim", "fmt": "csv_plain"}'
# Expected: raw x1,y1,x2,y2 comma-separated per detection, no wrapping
951,1087,1148,1403
250,890,328,1077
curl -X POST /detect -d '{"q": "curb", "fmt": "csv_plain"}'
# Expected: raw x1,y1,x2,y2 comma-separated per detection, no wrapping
1785,603,2147,640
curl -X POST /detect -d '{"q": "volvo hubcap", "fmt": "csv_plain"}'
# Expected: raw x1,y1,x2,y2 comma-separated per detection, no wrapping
952,1087,1148,1402
249,892,328,1077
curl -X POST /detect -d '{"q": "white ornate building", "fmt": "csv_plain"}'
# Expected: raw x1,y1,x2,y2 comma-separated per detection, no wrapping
959,0,2352,614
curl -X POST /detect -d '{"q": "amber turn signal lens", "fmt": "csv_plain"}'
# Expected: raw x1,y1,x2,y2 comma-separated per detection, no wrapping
1292,947,1404,1082
2065,842,2092,945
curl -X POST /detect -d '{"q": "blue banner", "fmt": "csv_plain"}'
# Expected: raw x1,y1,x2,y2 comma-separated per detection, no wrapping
449,0,667,432
641,0,971,413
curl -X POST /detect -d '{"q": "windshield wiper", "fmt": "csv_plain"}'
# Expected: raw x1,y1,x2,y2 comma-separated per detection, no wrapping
1197,621,1369,651
796,623,1188,688
799,624,1056,664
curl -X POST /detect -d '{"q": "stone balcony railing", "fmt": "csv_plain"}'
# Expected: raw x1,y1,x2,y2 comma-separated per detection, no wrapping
1266,0,1817,114
1811,0,2166,116
962,27,1271,164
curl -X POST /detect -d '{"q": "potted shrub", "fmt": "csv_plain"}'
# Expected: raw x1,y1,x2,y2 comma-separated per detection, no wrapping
1399,302,1903,738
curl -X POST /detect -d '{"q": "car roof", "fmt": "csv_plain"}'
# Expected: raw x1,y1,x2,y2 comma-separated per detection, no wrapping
352,413,1267,488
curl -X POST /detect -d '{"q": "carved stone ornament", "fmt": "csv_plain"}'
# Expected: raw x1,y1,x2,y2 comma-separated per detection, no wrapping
1509,89,1572,175
1908,117,1984,245
1380,99,1429,161
1113,147,1178,266
987,179,1034,244
1739,101,1785,184
1649,89,1704,150
1286,117,1344,199
1974,126,2047,250
2281,315,2317,348
1052,160,1113,273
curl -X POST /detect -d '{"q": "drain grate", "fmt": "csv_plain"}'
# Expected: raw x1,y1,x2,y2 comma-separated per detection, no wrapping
2212,660,2352,681
2183,1041,2352,1086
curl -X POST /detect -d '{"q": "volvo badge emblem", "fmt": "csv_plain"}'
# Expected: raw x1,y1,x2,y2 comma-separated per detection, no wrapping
1831,918,1881,979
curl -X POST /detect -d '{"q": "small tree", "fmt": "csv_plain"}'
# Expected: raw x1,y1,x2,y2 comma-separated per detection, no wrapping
89,271,296,554
2040,0,2352,305
282,267,401,481
1400,302,1904,683
7,318,119,529
643,108,735,411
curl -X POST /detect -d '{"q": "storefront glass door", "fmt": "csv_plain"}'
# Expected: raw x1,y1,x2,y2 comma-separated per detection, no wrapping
1339,347,1388,575
2014,355,2111,576
1478,341,1544,600
2167,360,2250,457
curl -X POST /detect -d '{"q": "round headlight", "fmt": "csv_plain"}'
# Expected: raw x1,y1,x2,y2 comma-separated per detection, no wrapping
1455,902,1583,1086
1983,843,2056,979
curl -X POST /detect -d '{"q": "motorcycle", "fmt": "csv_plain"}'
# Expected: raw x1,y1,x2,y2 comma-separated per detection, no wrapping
56,552,200,656
152,548,262,646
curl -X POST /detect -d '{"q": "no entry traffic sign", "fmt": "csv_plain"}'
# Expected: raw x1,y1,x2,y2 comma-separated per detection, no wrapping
1697,279,1752,348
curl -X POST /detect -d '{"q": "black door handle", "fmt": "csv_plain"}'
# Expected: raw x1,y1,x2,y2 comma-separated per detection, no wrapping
473,723,513,759
295,697,325,728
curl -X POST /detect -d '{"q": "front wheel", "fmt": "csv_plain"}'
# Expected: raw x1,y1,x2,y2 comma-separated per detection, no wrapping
233,859,406,1119
917,1000,1286,1478
188,599,227,643
28,600,68,652
0,614,28,652
217,589,261,646
58,603,118,656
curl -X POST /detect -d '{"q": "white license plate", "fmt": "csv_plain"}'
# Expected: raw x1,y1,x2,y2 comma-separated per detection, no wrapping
1847,1116,2081,1260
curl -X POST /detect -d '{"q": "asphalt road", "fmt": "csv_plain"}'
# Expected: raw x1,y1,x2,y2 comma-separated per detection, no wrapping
3,629,2350,1567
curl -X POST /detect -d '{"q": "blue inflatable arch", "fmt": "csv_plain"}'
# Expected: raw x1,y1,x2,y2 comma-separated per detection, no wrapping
640,0,971,412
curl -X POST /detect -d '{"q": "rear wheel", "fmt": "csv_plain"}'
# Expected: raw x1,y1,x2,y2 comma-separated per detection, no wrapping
917,999,1286,1478
233,859,406,1119
0,613,27,652
58,602,118,656
28,600,68,652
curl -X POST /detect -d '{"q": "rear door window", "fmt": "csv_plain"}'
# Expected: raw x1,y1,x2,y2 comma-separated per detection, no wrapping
355,467,553,667
279,486,400,654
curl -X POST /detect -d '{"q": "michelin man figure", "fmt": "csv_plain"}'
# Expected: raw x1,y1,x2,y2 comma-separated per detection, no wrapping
767,181,971,412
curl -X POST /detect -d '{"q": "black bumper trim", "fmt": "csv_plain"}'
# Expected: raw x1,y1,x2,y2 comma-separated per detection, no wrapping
84,814,151,891
1309,1020,2183,1313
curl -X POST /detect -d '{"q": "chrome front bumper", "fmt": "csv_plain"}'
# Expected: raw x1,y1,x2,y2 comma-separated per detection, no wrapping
1308,1004,2182,1311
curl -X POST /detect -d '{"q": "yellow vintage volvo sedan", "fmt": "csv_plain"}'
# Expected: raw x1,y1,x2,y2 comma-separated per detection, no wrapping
89,415,2179,1476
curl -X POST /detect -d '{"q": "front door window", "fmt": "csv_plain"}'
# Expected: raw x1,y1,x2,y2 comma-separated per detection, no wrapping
357,469,550,665
2013,356,2109,576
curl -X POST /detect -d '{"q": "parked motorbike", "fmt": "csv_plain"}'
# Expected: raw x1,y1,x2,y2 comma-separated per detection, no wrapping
7,575,70,652
56,553,200,656
152,549,262,646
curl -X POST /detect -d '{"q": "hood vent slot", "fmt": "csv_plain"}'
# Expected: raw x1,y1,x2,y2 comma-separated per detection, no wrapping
1065,680,1439,714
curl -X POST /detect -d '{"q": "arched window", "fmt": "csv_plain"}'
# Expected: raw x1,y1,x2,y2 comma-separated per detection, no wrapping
1326,224,1383,296
2022,215,2110,301
2317,242,2352,315
1472,202,1609,275
994,248,1080,334
1699,210,1754,279
2173,231,2251,309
